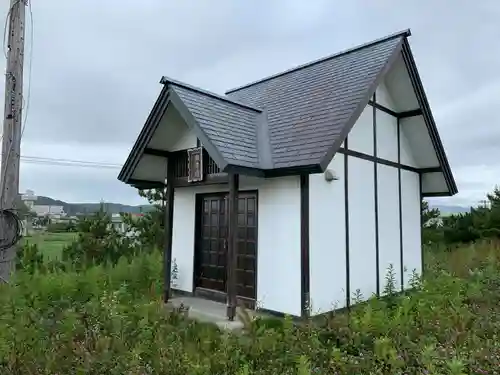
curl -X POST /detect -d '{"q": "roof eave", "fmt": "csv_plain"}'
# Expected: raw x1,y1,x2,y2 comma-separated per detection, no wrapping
401,40,458,196
117,85,170,184
220,163,323,178
422,191,454,198
118,83,233,187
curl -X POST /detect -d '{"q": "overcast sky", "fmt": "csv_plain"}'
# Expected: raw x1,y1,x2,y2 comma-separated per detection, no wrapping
0,0,498,206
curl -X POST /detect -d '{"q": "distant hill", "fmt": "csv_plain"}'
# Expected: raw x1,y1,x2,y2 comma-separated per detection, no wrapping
33,196,154,216
26,196,470,217
431,204,470,216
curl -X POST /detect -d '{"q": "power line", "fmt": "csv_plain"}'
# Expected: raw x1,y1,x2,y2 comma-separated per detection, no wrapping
21,155,122,167
20,156,122,170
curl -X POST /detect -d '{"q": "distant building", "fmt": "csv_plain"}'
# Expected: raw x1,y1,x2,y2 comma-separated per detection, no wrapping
111,213,126,233
21,189,37,210
31,205,66,218
111,213,144,234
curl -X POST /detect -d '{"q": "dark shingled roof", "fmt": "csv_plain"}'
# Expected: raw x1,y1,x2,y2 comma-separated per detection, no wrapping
118,29,457,195
225,34,403,169
170,84,262,169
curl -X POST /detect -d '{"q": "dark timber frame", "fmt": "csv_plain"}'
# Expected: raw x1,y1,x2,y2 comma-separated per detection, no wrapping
397,117,404,291
118,38,457,197
344,137,351,308
300,174,310,318
129,106,438,318
373,93,380,296
126,91,438,316
339,92,426,307
226,173,239,321
163,157,175,303
119,30,456,319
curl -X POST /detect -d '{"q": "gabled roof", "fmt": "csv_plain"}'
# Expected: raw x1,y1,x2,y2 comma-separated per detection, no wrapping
118,80,265,183
168,80,264,169
119,29,457,195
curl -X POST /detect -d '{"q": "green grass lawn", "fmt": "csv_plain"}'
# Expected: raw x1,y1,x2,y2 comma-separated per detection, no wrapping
22,232,77,260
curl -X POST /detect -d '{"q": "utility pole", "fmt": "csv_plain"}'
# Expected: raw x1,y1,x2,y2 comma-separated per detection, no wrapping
0,0,27,281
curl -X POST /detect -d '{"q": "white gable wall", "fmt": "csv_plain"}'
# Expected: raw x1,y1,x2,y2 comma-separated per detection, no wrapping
130,105,198,182
382,53,449,194
376,82,422,290
421,172,448,194
399,116,438,169
347,107,373,155
171,175,302,317
148,105,198,151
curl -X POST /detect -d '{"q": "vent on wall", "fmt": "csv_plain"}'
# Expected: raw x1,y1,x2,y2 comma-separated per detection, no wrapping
187,147,204,183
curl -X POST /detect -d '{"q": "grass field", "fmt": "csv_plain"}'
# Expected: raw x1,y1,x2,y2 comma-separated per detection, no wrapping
22,231,77,260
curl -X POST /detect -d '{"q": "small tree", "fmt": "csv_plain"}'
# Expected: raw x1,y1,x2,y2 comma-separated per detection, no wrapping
62,204,133,267
421,200,443,244
122,188,165,251
442,212,480,244
16,242,44,274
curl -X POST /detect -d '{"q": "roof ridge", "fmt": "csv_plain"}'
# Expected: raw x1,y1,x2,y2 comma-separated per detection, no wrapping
225,29,411,95
160,76,262,112
255,110,273,169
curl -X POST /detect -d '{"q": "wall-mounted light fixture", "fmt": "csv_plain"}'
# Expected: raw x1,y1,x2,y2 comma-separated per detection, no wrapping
324,169,339,182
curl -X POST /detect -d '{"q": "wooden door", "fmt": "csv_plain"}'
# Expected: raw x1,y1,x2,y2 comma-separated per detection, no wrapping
195,191,258,300
235,192,257,300
197,195,228,293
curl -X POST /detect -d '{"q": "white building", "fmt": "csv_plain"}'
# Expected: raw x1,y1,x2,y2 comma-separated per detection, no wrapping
31,205,65,218
21,189,37,210
117,30,457,320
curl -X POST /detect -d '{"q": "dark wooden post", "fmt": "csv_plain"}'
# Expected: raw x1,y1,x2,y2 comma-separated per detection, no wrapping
226,173,239,320
163,157,175,303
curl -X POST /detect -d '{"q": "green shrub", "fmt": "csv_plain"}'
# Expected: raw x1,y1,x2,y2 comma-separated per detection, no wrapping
16,242,44,274
0,242,499,373
62,207,136,268
46,221,76,233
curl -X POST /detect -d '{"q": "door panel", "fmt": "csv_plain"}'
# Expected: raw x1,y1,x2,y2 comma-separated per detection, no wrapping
197,195,227,293
235,193,257,300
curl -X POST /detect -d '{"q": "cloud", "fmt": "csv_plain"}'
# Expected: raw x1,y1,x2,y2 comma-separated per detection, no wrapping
0,0,497,206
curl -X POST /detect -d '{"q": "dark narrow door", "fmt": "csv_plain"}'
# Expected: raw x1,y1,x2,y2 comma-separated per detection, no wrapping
197,195,227,293
235,192,257,300
195,192,258,300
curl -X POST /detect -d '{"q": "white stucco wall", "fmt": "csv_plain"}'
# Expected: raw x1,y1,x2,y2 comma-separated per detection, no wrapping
347,107,373,155
171,175,302,317
348,156,377,302
377,164,402,292
401,170,422,286
309,153,347,313
375,83,422,288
